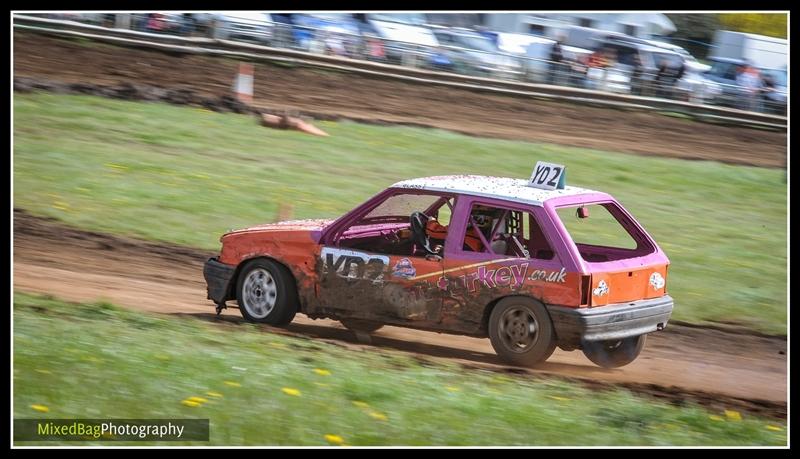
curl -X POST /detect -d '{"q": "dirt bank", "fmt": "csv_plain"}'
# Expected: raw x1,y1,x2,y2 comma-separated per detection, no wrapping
13,31,787,168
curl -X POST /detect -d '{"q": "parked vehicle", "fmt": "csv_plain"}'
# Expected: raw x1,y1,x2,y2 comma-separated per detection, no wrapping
701,57,786,113
524,39,592,85
675,64,723,103
702,56,751,108
645,39,710,72
353,13,440,66
590,38,697,97
759,67,787,115
204,166,674,368
129,13,183,35
290,13,364,57
211,12,273,45
497,32,546,56
711,30,787,71
430,27,522,78
578,40,674,94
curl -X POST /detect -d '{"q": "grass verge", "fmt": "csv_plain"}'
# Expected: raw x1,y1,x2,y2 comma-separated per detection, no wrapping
13,292,787,446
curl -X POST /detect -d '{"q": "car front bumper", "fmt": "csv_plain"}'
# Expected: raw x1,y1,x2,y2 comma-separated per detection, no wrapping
203,257,236,304
548,295,674,347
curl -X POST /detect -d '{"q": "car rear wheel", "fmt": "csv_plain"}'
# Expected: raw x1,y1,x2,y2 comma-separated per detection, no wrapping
340,318,384,334
581,334,646,368
488,297,556,367
236,258,297,326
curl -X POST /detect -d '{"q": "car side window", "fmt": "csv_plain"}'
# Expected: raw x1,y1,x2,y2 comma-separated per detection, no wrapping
460,203,555,260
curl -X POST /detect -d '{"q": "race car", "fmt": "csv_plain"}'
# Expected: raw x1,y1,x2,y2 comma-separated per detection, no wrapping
204,162,673,368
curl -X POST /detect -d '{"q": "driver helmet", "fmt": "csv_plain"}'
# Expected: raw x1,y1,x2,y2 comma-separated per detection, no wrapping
471,205,500,229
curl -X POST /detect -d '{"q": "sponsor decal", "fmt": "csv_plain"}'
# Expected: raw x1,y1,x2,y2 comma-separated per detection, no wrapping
409,261,534,302
592,280,609,297
392,258,416,279
320,247,388,283
528,267,567,283
455,262,530,292
649,272,665,290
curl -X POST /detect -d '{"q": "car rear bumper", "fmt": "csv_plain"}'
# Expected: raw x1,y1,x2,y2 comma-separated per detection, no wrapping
548,295,674,347
203,257,236,304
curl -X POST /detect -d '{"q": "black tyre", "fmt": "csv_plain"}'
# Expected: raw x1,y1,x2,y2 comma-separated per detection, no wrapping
581,334,646,368
236,258,298,326
340,318,384,334
488,297,557,367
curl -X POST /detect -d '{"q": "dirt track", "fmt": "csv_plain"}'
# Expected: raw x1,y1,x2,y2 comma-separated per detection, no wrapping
13,31,787,168
13,210,786,419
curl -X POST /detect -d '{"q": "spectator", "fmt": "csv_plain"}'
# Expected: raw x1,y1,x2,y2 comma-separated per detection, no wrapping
180,14,195,36
586,47,607,90
675,60,686,81
591,47,616,91
147,13,164,33
193,13,213,38
548,37,564,85
365,34,386,62
760,72,777,113
630,54,644,96
654,59,671,98
133,13,148,32
736,63,762,111
568,53,589,88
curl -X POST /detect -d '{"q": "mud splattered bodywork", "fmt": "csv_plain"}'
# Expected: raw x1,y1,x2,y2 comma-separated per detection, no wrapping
204,175,673,349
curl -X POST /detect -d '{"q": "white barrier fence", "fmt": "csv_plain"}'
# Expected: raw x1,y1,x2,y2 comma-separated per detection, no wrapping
13,14,787,130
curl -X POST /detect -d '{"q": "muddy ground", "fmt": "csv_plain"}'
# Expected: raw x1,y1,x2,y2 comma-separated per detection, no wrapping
13,31,787,168
13,210,787,419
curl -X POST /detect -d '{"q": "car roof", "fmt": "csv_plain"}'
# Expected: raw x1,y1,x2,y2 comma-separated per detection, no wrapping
392,175,600,207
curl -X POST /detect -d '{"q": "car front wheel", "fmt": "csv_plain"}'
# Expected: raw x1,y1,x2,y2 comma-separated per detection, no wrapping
488,297,556,367
581,334,646,368
236,258,298,326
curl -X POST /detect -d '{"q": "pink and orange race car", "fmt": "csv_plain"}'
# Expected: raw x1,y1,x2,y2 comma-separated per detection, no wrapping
204,163,673,368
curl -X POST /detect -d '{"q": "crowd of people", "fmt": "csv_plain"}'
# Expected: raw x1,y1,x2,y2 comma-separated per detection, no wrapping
131,13,215,37
43,13,784,114
543,40,782,113
544,39,689,99
735,63,780,112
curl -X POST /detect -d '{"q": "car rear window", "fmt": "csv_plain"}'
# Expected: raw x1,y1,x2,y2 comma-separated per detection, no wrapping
555,203,655,262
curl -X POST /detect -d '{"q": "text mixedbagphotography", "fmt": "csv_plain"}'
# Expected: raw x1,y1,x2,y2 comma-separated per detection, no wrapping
15,419,210,441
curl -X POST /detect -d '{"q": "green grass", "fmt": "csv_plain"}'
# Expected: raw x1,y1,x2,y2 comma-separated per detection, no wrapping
12,93,787,334
13,292,787,446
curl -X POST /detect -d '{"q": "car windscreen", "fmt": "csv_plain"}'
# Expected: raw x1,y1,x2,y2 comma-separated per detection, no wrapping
223,13,269,23
652,52,683,69
455,34,498,53
709,61,739,80
307,13,349,21
361,193,443,222
761,69,787,87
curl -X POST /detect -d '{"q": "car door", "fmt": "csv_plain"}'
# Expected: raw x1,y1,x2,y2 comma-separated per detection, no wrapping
316,190,449,325
438,197,569,331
